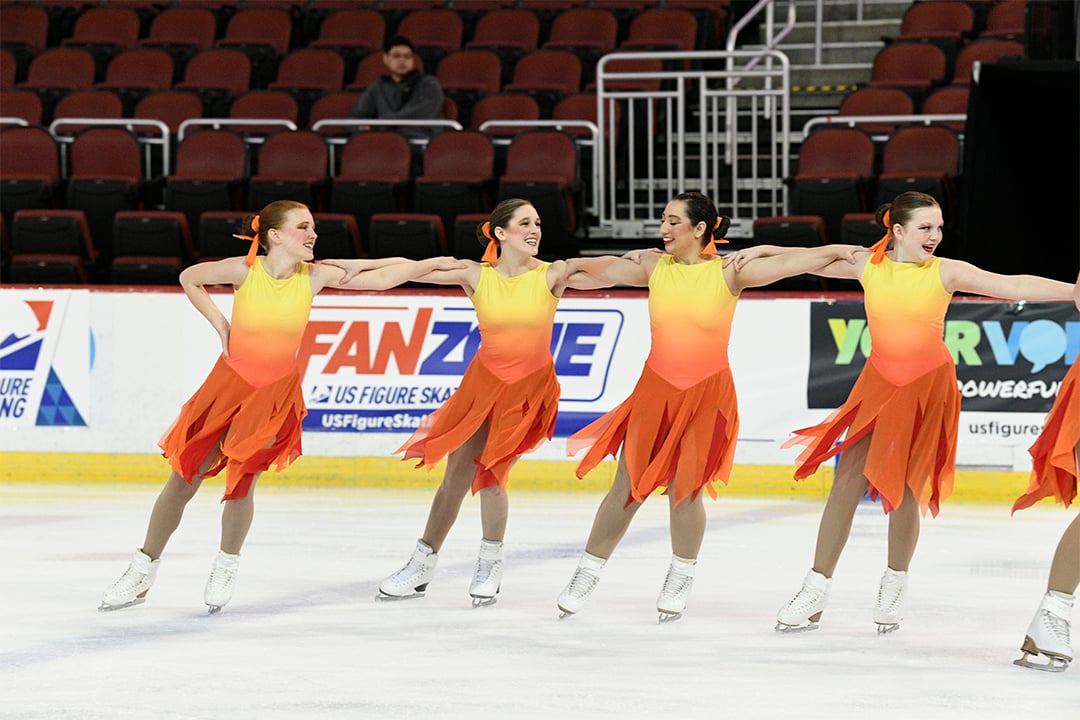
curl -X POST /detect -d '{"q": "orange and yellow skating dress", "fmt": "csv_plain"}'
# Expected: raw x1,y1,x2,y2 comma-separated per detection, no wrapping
397,262,560,493
569,255,739,507
159,258,312,500
1013,360,1079,511
785,256,958,516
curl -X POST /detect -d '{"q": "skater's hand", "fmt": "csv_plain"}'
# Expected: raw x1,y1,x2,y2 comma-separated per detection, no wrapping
216,322,231,359
622,248,662,264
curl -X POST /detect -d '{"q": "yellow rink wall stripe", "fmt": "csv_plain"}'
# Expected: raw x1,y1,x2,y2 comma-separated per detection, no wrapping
0,452,1032,503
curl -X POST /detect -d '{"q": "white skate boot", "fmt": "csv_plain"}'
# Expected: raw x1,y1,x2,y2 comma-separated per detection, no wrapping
557,552,606,618
469,539,504,608
1014,590,1074,672
776,569,832,632
377,539,438,601
99,549,159,611
874,567,908,634
656,555,697,622
204,550,240,614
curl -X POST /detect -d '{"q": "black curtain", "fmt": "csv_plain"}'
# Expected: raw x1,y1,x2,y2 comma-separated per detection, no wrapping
959,60,1079,282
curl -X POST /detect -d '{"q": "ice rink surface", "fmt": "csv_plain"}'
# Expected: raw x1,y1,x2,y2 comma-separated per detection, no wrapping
2,481,1077,719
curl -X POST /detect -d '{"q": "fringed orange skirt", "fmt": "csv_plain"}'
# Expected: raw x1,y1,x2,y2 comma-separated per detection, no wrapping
1014,363,1080,512
397,358,560,493
568,365,739,507
159,356,306,501
784,359,959,517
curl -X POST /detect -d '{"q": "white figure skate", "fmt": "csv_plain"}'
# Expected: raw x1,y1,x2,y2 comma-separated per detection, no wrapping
656,555,697,623
776,569,832,632
1014,590,1074,672
204,550,240,615
377,539,438,601
557,553,606,618
99,549,159,611
874,568,908,634
469,539,504,608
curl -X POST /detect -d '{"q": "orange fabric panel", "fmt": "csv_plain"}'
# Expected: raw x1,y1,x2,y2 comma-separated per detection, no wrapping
159,356,306,500
398,359,560,493
1014,362,1080,511
570,365,739,508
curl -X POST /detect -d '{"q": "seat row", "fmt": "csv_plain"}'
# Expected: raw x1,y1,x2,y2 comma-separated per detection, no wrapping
1,45,649,127
1,3,717,89
1,206,504,287
0,124,586,279
785,124,964,250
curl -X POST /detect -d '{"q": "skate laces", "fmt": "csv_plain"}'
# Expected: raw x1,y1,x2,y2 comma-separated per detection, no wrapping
108,566,148,596
474,556,500,585
660,568,693,600
1039,610,1071,643
566,567,600,599
207,561,237,594
877,574,906,613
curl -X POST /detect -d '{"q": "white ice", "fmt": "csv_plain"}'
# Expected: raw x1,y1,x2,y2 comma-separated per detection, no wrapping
1,482,1077,719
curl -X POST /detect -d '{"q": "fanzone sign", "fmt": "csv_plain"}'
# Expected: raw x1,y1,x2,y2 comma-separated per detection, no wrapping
807,299,1078,412
300,295,634,436
0,290,90,428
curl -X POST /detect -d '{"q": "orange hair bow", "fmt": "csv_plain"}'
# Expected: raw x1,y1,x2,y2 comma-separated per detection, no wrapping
868,210,890,265
232,215,260,266
480,221,499,263
702,216,730,256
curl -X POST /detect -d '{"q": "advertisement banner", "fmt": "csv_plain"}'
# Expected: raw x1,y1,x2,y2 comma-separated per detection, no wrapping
0,290,90,428
298,293,649,436
808,299,1077,413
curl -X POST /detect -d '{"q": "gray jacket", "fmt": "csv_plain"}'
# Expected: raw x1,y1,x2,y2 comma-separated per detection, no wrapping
349,71,445,139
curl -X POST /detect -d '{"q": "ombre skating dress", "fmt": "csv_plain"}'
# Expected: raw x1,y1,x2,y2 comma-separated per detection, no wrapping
397,262,560,493
569,255,739,507
160,258,312,500
784,256,959,516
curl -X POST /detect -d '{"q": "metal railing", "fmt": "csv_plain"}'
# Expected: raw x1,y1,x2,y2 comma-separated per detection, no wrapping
594,50,792,239
48,118,170,178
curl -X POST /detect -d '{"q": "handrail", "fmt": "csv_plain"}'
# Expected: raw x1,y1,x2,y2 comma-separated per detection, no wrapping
178,117,298,143
802,113,967,134
310,118,465,170
475,119,601,216
48,117,171,177
0,117,30,127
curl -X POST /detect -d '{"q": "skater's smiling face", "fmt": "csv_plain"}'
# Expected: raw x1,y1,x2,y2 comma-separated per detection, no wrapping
494,203,542,257
659,200,707,258
268,208,318,261
890,205,943,264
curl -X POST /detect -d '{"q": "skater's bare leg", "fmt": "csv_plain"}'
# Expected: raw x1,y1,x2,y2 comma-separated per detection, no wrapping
812,434,871,577
887,485,920,572
141,438,225,559
220,478,258,555
421,423,489,552
1048,511,1080,594
479,483,508,543
583,452,642,559
669,488,706,559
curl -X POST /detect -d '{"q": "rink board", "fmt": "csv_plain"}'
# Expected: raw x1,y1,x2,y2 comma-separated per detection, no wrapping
0,451,1033,503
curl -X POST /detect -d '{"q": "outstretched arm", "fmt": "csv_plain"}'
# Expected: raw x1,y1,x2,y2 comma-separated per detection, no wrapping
179,257,250,358
336,256,466,292
562,254,655,290
729,244,864,292
941,260,1076,301
725,244,866,280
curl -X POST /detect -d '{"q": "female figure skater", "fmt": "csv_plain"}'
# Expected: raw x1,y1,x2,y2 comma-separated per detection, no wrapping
357,198,622,607
731,192,1075,633
100,200,459,614
1012,272,1080,672
555,191,862,621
